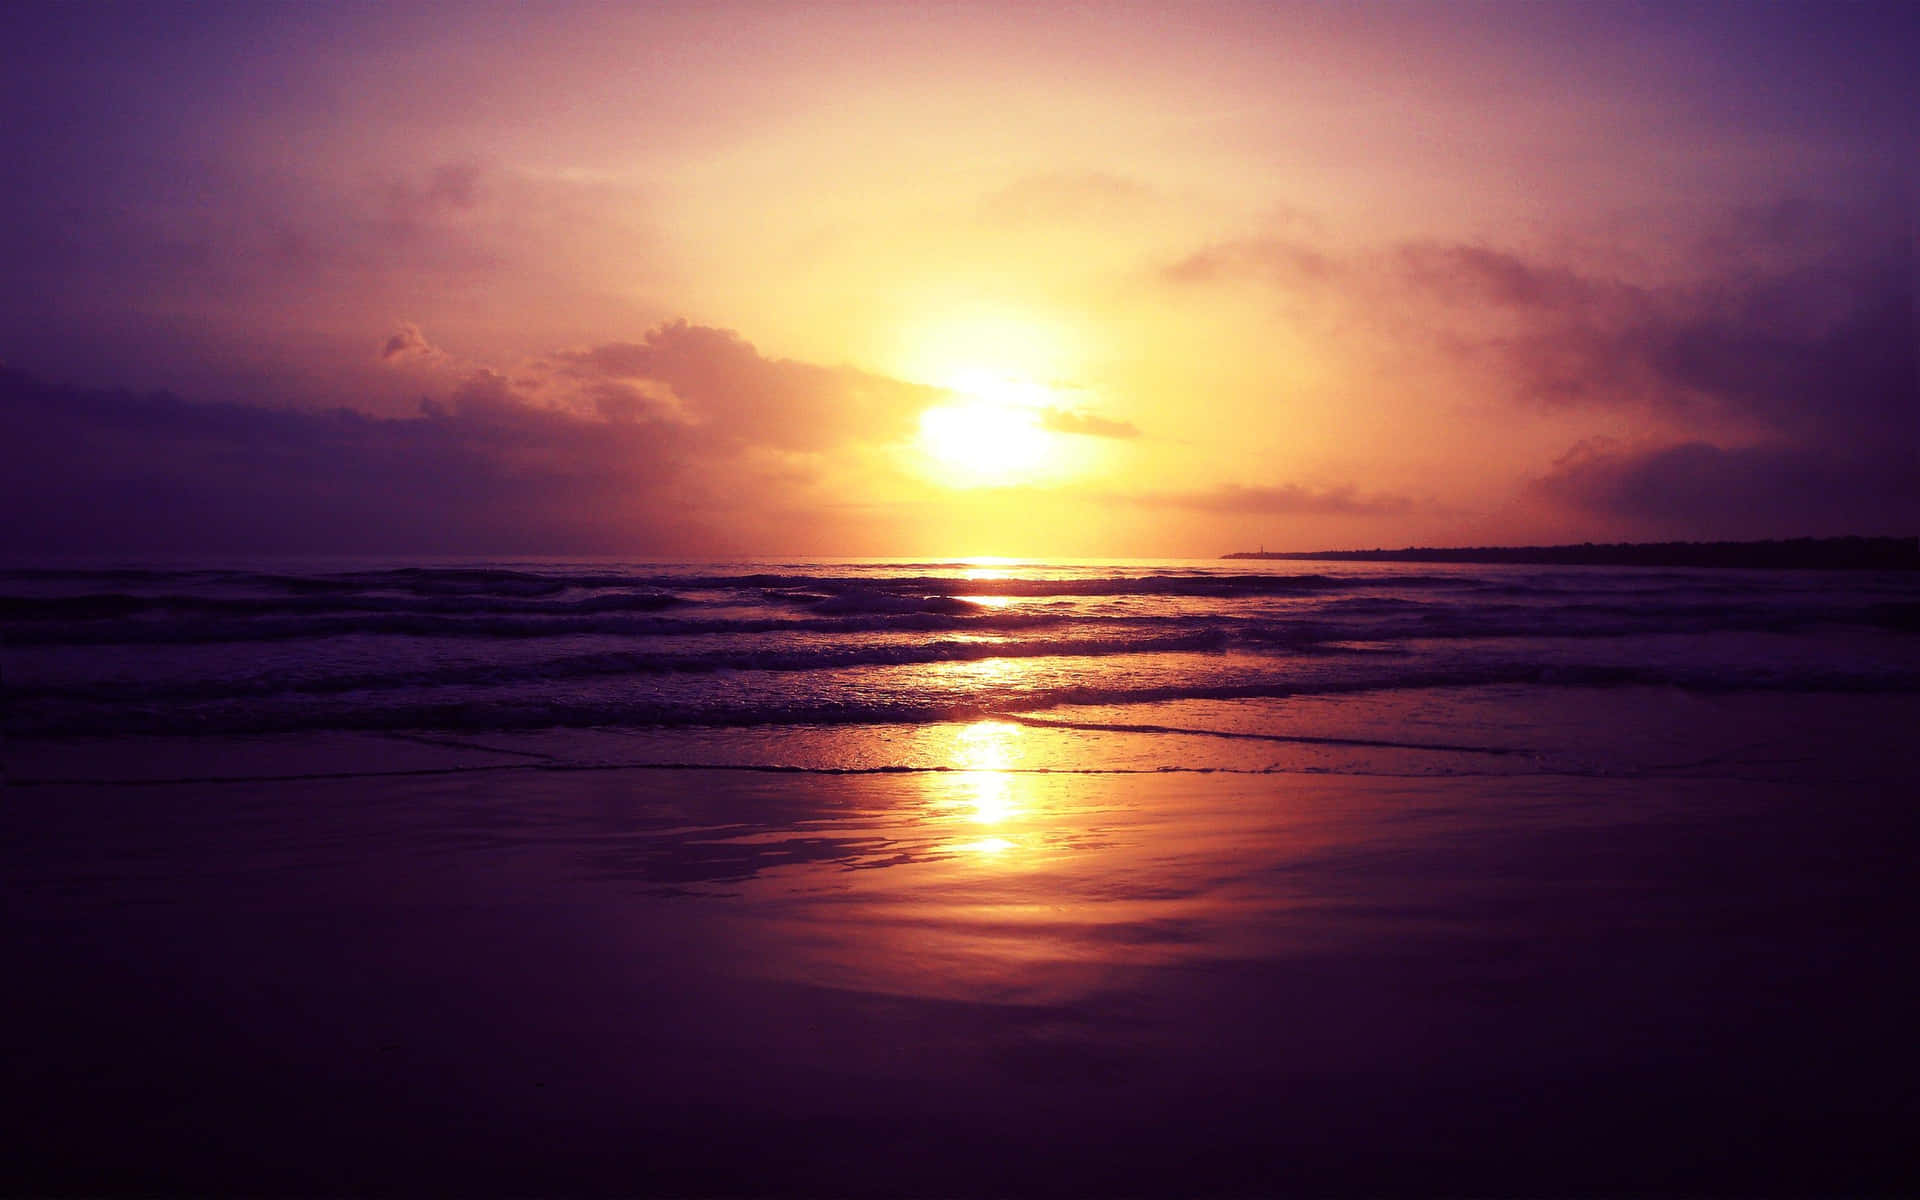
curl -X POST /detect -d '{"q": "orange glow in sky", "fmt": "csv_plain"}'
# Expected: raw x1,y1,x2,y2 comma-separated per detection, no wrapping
2,2,1912,557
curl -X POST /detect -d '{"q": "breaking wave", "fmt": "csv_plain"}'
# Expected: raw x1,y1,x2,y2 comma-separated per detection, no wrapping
5,560,1915,736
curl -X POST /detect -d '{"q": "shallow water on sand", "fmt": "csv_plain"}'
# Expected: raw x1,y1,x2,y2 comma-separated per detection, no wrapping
4,686,1915,1195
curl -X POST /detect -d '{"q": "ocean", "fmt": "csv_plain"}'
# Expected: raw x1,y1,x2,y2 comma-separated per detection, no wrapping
7,557,1917,745
5,558,1917,1194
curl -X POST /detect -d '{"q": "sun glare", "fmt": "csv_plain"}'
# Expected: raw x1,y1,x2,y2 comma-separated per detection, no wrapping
898,310,1102,488
917,397,1053,486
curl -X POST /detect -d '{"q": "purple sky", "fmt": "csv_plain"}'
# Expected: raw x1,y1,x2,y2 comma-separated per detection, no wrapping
3,0,1914,557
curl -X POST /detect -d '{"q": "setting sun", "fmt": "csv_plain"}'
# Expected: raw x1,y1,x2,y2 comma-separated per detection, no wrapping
916,393,1054,487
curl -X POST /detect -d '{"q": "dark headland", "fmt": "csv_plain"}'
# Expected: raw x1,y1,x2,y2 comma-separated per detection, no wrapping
1225,535,1920,570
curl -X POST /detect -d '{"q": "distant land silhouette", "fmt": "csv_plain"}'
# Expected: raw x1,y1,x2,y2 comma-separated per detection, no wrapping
1225,536,1920,570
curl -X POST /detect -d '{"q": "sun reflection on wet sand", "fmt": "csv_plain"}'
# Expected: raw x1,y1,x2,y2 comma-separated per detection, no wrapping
592,696,1898,1011
928,720,1032,857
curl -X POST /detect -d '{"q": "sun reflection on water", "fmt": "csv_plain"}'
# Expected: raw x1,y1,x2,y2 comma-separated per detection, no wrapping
956,559,1019,582
926,720,1038,859
927,655,1028,692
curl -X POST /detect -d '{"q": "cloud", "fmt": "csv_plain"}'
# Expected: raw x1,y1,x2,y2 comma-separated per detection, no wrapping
1160,197,1916,544
1412,226,1915,436
544,320,942,451
0,151,663,407
380,322,444,364
1631,257,1913,442
1165,232,1617,324
1529,436,1920,539
1126,482,1414,517
1164,197,1916,448
583,380,664,423
1038,408,1140,439
1161,237,1334,286
1392,243,1597,311
0,364,854,557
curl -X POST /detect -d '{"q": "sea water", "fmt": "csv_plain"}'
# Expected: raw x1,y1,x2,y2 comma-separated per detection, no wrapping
6,557,1916,746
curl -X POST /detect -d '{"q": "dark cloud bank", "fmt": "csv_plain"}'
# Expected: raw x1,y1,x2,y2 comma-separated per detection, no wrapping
0,367,703,557
1516,237,1918,537
0,322,941,558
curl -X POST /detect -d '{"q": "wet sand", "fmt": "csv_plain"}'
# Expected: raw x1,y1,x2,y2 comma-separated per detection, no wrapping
4,689,1915,1195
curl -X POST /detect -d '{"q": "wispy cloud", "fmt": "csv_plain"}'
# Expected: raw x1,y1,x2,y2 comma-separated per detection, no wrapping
1161,237,1333,286
1125,482,1414,516
1038,408,1141,439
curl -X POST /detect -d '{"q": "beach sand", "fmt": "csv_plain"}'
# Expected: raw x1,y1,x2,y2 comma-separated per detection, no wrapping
4,687,1914,1195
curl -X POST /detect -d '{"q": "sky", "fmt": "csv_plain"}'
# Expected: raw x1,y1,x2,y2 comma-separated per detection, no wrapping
2,0,1914,558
